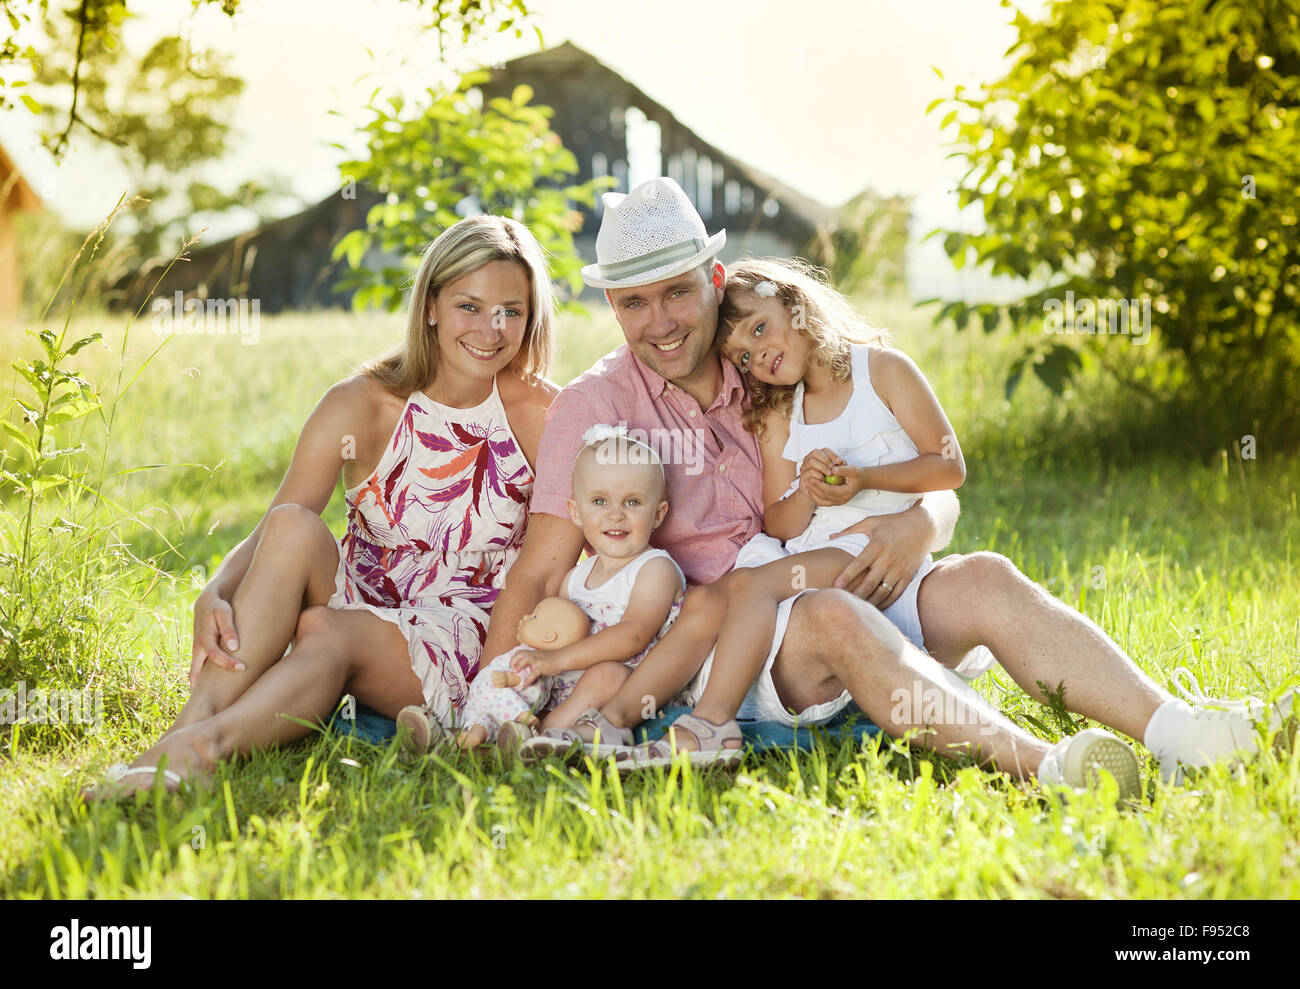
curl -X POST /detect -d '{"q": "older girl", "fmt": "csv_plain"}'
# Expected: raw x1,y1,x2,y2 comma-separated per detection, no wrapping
87,216,557,797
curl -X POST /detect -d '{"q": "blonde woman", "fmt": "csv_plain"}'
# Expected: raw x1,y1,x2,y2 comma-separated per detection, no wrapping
87,216,558,798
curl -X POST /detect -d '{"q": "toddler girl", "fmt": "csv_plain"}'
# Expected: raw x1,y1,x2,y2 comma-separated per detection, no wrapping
455,425,686,751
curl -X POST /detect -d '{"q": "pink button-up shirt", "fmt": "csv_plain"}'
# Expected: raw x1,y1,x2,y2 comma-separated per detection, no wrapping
531,345,764,586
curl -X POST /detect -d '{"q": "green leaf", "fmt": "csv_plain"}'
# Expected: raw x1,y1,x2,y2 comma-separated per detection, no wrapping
1032,344,1083,395
1005,354,1028,400
66,333,103,356
1,419,36,456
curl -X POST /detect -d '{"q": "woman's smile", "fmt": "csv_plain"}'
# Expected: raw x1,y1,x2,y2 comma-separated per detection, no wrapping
461,340,505,361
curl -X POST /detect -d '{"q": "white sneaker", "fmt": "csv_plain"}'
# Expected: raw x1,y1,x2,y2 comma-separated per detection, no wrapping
1143,668,1298,784
1037,727,1142,802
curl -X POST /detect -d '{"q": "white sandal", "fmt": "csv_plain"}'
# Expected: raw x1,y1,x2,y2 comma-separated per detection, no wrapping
84,762,184,800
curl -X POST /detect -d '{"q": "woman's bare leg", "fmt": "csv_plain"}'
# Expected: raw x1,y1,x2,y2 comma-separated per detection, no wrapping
916,552,1171,740
168,504,343,734
96,607,421,797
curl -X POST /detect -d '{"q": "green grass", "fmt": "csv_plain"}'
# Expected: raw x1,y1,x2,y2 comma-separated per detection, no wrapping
1,298,1297,899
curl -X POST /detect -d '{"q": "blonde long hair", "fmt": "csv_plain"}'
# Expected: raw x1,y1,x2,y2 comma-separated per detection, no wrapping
362,215,556,394
718,257,890,439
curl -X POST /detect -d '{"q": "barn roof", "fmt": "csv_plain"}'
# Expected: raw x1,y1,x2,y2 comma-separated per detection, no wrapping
495,42,838,229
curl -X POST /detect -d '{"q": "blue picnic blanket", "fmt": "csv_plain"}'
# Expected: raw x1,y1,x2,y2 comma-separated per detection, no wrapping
329,700,879,753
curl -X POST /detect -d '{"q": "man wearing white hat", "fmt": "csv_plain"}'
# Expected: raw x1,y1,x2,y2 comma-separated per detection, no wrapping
484,177,1291,788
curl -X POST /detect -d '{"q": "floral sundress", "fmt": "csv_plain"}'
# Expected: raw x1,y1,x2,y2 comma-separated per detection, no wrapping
326,377,533,730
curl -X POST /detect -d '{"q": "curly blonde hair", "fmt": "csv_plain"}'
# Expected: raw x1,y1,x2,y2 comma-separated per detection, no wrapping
718,257,890,439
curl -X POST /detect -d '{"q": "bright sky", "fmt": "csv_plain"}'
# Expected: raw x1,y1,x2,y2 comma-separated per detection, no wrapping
2,0,1047,292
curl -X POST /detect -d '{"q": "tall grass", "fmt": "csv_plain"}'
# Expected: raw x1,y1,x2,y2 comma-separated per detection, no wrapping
0,270,1297,898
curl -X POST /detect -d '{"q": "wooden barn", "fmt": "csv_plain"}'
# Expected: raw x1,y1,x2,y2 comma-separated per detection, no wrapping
126,41,904,311
481,42,840,269
0,142,43,324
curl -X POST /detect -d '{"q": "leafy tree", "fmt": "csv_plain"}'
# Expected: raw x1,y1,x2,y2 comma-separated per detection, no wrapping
810,189,912,297
930,0,1300,447
3,1,535,148
31,16,288,259
333,71,609,311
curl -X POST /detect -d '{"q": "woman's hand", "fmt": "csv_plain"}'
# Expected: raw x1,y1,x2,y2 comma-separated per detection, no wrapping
189,592,245,688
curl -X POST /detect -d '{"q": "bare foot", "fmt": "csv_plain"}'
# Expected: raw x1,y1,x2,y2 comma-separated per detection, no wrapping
457,725,489,749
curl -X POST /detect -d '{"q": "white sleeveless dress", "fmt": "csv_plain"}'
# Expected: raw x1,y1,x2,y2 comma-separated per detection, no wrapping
566,547,686,658
459,547,686,739
691,345,993,726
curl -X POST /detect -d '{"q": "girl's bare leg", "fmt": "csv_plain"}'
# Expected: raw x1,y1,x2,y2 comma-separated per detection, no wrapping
169,504,342,734
541,661,631,730
599,581,729,729
94,607,421,797
692,549,852,727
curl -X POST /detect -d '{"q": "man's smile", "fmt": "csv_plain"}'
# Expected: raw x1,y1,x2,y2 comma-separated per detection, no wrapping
652,335,688,354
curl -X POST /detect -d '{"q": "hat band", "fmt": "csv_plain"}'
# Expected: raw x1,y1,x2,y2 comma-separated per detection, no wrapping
598,237,707,281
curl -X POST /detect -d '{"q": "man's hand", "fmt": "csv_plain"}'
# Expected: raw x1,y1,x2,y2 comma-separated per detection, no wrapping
829,501,937,609
189,593,245,688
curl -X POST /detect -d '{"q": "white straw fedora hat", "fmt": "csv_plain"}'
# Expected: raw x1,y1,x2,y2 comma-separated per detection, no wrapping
581,176,726,289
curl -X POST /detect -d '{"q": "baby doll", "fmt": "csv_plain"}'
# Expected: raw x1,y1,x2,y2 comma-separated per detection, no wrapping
456,597,592,749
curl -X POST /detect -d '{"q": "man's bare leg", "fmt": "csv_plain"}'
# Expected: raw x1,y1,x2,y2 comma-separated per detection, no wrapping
915,552,1171,741
769,589,1053,779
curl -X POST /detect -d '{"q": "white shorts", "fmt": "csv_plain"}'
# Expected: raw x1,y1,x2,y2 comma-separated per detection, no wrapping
686,533,996,727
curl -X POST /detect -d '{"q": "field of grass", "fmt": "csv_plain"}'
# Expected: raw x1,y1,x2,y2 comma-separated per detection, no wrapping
1,295,1298,899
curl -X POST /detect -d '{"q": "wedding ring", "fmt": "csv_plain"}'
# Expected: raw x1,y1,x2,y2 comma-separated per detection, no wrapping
879,580,894,593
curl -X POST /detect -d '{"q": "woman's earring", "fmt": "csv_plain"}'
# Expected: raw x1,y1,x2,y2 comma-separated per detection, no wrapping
427,317,436,327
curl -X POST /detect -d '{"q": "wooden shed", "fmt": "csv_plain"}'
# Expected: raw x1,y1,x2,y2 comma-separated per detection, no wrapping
481,41,839,265
124,41,902,311
0,142,43,324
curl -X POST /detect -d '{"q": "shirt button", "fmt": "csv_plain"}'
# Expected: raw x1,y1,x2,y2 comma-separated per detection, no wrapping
689,409,697,418
719,463,727,473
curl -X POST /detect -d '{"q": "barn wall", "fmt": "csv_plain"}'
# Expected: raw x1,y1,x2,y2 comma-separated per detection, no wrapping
0,207,19,325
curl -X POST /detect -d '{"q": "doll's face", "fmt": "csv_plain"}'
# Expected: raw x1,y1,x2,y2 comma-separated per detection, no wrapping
517,597,590,650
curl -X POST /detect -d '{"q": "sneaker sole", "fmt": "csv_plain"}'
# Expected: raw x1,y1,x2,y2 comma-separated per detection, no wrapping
1065,730,1141,802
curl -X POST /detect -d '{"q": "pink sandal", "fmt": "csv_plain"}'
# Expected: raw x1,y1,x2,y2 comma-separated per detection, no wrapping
620,714,745,772
518,708,634,765
396,705,445,761
496,719,538,758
